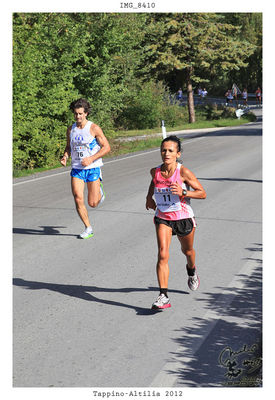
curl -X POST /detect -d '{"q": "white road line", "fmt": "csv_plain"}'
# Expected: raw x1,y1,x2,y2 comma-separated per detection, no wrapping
149,258,261,387
13,137,205,186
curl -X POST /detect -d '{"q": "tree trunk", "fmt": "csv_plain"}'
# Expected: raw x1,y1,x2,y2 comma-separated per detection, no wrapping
186,67,195,123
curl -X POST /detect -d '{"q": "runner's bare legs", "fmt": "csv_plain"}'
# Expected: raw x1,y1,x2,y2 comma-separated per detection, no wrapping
71,177,102,228
155,223,172,289
87,179,102,208
177,227,196,269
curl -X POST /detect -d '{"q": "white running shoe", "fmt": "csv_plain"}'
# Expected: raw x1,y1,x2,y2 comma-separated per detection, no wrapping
79,227,94,239
151,293,171,310
186,265,200,291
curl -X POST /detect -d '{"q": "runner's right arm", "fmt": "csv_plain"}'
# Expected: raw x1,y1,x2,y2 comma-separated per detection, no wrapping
60,126,72,166
146,168,157,210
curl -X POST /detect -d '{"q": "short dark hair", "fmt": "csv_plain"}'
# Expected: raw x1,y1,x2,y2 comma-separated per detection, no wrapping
161,135,181,152
70,98,92,115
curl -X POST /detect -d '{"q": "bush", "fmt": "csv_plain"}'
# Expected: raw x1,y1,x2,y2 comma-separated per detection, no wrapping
204,103,223,120
221,106,237,118
161,104,186,127
196,103,237,120
116,82,161,130
13,116,66,170
116,81,173,130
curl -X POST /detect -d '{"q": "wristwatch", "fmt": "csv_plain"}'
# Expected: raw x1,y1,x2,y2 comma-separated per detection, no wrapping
182,189,187,196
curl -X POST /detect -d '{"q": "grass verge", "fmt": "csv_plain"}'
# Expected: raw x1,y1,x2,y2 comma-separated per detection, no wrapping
13,115,255,178
114,115,255,138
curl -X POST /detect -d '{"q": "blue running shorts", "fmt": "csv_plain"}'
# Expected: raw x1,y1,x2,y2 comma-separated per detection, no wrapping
70,168,102,182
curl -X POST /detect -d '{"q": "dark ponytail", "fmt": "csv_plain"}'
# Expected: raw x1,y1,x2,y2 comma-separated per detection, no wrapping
161,135,181,152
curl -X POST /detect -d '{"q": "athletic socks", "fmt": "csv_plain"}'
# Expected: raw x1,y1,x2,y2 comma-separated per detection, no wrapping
160,288,168,298
186,265,196,276
79,226,94,239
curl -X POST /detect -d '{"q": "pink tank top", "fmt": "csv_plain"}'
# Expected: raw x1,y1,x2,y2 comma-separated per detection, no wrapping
153,163,194,221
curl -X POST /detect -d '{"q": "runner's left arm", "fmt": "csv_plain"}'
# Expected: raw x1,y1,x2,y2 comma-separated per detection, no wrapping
81,124,111,167
170,165,206,199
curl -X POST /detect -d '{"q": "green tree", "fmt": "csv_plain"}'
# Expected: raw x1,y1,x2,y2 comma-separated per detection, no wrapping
13,13,149,170
142,13,256,123
72,13,148,129
222,13,262,91
13,13,83,169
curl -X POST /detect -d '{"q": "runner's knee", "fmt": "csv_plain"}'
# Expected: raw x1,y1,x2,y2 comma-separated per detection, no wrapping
73,193,84,207
182,248,194,258
88,198,99,208
158,247,169,263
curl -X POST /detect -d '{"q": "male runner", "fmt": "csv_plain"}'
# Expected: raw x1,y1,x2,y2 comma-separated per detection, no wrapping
60,98,111,238
146,136,206,309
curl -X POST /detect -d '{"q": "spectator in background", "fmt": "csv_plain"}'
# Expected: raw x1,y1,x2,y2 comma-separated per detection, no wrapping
255,87,262,106
201,88,208,101
177,88,183,102
232,85,238,105
196,87,202,105
242,88,248,107
225,89,233,105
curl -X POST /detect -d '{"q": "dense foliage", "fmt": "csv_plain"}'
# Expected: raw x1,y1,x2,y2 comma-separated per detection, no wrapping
13,12,262,170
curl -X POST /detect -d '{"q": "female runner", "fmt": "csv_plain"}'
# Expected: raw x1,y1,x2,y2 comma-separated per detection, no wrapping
146,136,206,309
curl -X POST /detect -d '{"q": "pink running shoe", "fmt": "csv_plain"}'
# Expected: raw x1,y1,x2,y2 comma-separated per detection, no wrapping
151,293,171,309
186,265,200,291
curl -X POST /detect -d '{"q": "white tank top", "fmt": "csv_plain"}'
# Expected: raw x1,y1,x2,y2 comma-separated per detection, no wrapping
70,121,103,169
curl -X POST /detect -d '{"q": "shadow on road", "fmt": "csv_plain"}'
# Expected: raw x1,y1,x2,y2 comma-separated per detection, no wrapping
205,125,262,137
13,226,78,237
198,177,262,184
13,278,188,316
166,243,262,387
179,123,262,141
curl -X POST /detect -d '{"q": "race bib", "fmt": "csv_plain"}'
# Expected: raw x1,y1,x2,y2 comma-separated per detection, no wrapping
73,145,88,159
154,187,182,212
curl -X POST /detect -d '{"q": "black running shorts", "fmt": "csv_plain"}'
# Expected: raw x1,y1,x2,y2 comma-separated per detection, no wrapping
154,216,195,237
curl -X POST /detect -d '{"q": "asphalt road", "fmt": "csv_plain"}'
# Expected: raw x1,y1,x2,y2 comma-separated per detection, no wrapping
13,112,262,388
